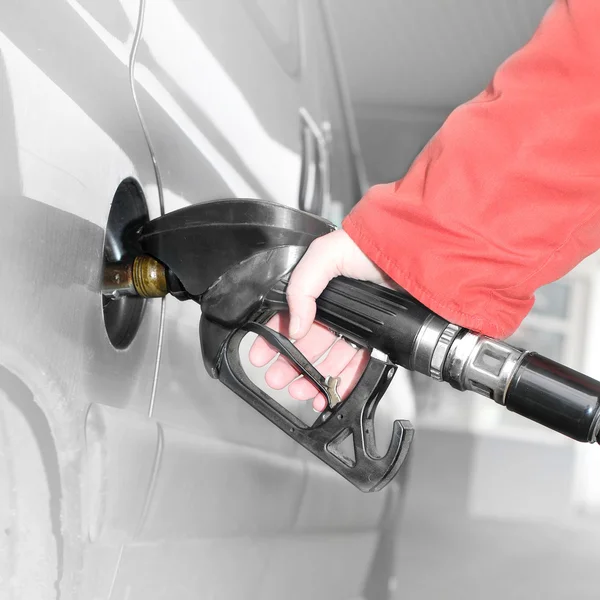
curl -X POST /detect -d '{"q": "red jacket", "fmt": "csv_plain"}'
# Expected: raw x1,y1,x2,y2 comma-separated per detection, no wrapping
343,0,600,339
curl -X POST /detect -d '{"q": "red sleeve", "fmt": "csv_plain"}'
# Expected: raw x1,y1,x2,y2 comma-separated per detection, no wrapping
343,0,600,339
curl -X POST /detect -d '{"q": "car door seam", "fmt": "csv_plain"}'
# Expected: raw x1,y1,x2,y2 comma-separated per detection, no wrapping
128,0,164,216
128,0,166,419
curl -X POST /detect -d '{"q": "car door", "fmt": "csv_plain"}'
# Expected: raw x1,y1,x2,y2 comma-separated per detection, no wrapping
0,0,178,597
300,0,368,223
101,2,395,599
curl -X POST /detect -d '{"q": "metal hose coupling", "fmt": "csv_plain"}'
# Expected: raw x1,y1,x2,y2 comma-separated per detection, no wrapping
413,317,524,404
441,330,526,405
417,319,600,445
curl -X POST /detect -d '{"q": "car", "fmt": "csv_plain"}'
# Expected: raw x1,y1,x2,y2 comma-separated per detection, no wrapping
0,1,416,599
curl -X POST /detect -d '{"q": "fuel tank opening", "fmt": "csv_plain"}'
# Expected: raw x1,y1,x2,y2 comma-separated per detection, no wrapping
102,179,149,349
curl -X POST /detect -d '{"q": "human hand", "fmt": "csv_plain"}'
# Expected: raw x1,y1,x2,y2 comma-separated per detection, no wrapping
248,229,391,412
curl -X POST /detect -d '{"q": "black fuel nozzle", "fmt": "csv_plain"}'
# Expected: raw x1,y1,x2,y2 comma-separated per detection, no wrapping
118,197,600,492
135,198,334,301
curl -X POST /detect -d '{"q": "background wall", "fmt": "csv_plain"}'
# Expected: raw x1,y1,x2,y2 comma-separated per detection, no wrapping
327,0,553,182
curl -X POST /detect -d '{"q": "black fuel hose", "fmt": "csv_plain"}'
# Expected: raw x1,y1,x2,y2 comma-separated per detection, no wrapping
505,354,600,443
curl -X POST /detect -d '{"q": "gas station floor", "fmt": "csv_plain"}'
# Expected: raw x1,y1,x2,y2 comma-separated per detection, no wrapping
393,511,599,600
392,430,600,600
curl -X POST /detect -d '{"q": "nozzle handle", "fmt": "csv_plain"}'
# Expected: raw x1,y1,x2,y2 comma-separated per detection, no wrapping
268,276,439,370
205,317,413,493
274,276,600,445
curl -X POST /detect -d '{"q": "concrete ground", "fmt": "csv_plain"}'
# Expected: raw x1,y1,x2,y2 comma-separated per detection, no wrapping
391,430,600,600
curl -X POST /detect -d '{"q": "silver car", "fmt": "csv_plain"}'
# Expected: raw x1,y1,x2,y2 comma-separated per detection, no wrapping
0,1,415,598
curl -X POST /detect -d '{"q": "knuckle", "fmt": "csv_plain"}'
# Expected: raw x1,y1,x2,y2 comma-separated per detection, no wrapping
309,235,330,253
310,235,325,250
285,280,303,300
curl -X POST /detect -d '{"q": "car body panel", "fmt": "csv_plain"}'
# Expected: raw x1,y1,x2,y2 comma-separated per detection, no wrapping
0,1,413,597
129,0,304,208
0,0,164,595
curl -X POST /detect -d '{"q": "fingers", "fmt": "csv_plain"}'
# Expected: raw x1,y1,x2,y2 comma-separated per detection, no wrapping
249,316,371,414
250,231,344,366
248,313,288,367
264,322,337,390
287,337,359,400
311,349,371,412
248,227,388,413
285,229,390,340
286,233,343,340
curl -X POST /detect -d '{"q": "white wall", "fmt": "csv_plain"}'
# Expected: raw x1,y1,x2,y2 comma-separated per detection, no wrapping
326,0,552,183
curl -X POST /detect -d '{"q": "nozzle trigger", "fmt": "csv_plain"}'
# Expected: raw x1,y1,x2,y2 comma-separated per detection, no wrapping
203,316,413,493
242,322,343,410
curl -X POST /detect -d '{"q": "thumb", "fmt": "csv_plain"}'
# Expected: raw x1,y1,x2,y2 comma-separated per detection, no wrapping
286,232,343,340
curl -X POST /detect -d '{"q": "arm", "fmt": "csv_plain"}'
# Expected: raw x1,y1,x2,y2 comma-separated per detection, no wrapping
251,0,600,410
344,0,600,338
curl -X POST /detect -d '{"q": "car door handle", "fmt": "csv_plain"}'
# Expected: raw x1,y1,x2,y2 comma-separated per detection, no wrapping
298,108,331,216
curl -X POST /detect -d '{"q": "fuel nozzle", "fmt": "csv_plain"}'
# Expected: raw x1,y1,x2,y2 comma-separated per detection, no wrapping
103,255,169,299
98,198,600,493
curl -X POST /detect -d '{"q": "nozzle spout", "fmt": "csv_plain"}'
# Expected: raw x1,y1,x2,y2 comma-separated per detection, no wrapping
103,255,168,299
136,198,334,300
